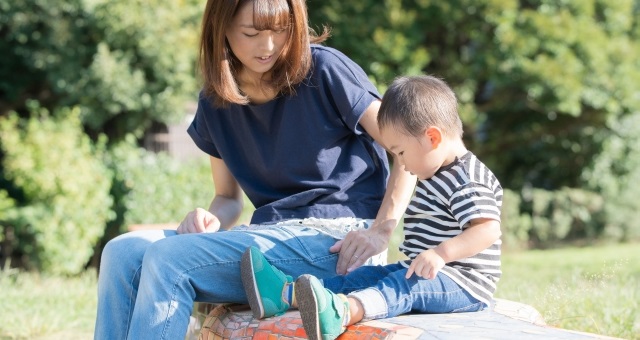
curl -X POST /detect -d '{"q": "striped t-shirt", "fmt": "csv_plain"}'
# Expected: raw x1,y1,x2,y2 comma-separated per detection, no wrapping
400,151,503,306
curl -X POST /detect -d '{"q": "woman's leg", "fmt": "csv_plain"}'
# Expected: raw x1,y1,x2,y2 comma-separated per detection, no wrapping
349,269,486,321
126,225,340,340
95,229,174,340
322,263,405,294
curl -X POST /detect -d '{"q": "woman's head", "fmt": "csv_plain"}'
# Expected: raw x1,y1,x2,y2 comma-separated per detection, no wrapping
199,0,329,106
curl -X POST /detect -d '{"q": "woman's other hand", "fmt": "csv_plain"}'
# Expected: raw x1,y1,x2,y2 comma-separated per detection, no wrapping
177,207,221,234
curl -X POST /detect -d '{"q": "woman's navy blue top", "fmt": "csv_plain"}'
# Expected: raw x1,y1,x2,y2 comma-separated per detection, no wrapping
188,45,389,224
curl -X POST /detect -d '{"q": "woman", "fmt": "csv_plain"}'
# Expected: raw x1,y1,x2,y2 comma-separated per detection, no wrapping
94,0,415,339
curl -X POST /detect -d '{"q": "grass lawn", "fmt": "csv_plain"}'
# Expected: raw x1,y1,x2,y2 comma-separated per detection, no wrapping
496,242,639,339
0,268,97,339
1,243,638,339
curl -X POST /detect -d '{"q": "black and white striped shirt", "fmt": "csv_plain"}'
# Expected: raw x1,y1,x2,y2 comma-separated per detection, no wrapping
400,151,503,306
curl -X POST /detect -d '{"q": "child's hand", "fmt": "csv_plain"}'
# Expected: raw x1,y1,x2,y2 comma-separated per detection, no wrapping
405,249,445,280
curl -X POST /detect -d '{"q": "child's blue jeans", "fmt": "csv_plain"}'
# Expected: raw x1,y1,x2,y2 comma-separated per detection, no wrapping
322,263,487,320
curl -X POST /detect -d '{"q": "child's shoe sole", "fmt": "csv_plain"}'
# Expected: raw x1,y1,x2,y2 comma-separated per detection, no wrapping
240,247,266,319
295,274,322,340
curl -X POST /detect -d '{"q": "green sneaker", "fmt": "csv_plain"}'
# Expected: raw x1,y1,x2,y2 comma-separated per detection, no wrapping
295,274,349,340
241,246,293,319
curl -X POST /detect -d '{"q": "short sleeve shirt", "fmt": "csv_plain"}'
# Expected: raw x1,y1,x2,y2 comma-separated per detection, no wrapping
188,45,389,224
401,152,503,305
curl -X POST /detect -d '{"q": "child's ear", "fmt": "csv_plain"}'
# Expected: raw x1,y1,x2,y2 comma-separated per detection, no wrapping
425,127,442,149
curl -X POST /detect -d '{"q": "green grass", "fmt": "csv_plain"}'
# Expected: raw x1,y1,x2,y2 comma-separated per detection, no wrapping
1,243,638,339
496,243,640,339
0,268,97,340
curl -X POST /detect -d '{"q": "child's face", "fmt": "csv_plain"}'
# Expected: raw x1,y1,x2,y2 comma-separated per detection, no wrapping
380,125,446,180
225,3,289,80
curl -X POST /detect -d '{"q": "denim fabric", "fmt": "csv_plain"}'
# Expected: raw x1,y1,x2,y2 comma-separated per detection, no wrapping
94,218,387,340
322,263,486,321
95,225,345,340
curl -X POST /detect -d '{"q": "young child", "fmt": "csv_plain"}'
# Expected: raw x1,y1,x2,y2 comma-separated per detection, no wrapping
241,75,503,340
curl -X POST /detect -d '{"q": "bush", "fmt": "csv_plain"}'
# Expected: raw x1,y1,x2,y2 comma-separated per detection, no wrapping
0,190,15,247
500,189,532,250
104,139,256,232
583,112,640,242
0,105,113,274
105,139,215,231
523,187,606,247
91,140,256,269
499,187,609,249
0,0,201,141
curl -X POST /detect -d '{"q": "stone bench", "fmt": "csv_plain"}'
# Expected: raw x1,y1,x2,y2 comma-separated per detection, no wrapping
196,299,619,340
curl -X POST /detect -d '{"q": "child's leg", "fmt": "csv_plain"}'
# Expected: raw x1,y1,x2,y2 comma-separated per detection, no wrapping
349,269,486,321
241,249,403,319
295,274,352,340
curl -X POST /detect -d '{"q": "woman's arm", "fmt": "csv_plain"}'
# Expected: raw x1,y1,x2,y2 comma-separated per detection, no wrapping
331,100,417,274
177,156,244,233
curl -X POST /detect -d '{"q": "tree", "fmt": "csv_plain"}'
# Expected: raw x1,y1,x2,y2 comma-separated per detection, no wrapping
0,0,202,141
309,0,640,190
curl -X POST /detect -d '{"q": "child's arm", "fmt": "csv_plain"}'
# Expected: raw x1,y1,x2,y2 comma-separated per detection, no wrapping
405,218,501,279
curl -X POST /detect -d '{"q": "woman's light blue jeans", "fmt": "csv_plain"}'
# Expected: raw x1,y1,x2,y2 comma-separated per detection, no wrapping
95,224,344,340
322,263,487,320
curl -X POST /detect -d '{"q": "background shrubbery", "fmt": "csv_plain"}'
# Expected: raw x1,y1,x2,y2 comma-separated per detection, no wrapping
105,139,212,232
0,105,112,275
0,0,201,140
0,0,204,274
2,0,640,275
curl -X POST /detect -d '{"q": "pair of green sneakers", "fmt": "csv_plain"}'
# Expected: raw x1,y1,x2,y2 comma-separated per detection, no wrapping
240,246,349,340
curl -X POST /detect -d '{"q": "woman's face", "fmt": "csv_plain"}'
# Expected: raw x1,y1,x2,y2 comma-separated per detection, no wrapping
225,3,289,81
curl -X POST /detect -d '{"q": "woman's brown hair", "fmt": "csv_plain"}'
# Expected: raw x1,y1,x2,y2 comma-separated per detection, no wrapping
199,0,329,106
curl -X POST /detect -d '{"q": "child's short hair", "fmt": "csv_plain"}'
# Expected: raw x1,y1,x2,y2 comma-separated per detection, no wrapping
378,75,463,138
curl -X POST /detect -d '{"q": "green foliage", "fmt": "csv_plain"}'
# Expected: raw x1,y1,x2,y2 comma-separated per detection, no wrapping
104,139,215,231
97,139,255,253
309,0,640,191
0,0,638,267
308,0,431,91
0,0,201,141
479,0,640,190
0,105,112,274
499,189,532,249
583,112,640,241
523,187,606,246
309,0,640,242
0,190,15,244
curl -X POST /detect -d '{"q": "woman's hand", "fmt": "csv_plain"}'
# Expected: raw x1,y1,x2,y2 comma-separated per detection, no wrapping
405,249,445,280
177,207,221,234
330,219,394,275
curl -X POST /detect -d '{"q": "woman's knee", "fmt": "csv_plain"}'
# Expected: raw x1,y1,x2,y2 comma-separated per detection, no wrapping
101,230,168,271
